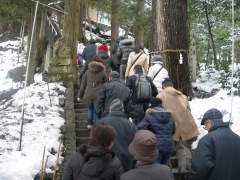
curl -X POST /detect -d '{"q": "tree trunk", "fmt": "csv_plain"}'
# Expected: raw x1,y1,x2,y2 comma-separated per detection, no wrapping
63,0,80,73
111,0,119,47
26,3,41,85
154,0,192,96
134,0,145,46
79,0,87,42
203,1,218,69
151,0,158,51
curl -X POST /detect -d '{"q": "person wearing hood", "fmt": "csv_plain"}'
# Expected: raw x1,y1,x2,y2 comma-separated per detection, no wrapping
125,44,148,78
63,122,123,180
78,56,107,128
96,71,130,119
190,108,240,180
117,38,135,79
99,98,137,171
157,78,199,173
137,98,175,164
148,55,169,92
120,130,174,180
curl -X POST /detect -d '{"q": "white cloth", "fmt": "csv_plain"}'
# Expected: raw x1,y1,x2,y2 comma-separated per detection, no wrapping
148,63,169,92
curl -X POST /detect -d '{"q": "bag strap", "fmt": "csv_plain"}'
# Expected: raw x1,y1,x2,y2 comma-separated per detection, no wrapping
130,52,144,70
152,66,163,81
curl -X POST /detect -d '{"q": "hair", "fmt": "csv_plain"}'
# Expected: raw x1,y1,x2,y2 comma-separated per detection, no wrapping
134,44,143,54
90,122,117,149
162,78,173,87
89,39,96,44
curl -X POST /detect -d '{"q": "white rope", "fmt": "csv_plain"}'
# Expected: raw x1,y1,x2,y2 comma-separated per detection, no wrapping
32,0,67,14
18,0,39,151
230,0,235,124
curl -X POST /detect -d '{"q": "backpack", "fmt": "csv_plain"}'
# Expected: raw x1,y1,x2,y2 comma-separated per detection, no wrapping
134,75,152,103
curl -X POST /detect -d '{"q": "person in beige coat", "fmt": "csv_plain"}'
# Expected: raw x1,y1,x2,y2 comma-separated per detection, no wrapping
125,45,148,78
157,78,199,174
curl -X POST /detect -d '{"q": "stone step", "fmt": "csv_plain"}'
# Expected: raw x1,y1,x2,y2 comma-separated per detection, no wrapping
75,112,87,121
75,108,88,114
76,137,90,147
75,121,87,128
76,128,90,137
74,103,87,109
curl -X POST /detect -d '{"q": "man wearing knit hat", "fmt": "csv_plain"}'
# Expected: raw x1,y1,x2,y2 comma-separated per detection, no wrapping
190,108,240,180
100,99,137,171
121,130,174,180
96,71,130,118
148,55,169,92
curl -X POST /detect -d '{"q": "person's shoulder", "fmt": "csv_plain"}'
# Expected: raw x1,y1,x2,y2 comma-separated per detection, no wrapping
121,168,138,179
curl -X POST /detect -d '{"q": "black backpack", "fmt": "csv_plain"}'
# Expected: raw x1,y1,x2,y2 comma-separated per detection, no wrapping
134,74,152,103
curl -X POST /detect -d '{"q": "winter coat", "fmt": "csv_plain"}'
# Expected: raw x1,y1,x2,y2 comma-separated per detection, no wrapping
157,87,199,141
82,44,97,62
96,79,130,118
148,64,169,92
190,123,240,180
137,107,175,153
117,39,135,65
120,163,175,180
63,144,123,180
125,50,149,78
98,44,108,54
78,61,107,103
100,111,137,171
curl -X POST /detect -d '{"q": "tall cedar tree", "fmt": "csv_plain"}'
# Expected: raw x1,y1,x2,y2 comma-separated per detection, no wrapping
153,0,192,96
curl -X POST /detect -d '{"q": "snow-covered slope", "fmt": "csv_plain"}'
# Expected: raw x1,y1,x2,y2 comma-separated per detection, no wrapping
0,38,65,180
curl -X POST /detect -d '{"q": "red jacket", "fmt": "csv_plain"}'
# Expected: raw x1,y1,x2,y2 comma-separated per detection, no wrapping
98,44,108,53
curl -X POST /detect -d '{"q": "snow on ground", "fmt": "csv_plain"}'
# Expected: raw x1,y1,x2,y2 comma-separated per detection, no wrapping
190,68,240,148
0,39,65,180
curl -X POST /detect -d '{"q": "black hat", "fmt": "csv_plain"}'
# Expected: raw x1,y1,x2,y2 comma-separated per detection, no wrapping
109,71,120,79
162,78,173,87
201,108,223,125
149,98,162,108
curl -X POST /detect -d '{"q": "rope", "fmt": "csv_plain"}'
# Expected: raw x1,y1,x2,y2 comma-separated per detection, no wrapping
32,0,68,14
230,0,235,124
149,49,188,54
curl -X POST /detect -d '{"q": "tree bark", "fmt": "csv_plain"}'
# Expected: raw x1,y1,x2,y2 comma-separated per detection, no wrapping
134,0,145,46
154,0,192,96
79,0,87,42
63,0,80,73
26,4,41,85
111,0,119,47
151,0,158,51
203,1,218,69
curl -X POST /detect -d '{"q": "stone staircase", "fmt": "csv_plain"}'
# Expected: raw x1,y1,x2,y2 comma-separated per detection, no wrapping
74,94,90,148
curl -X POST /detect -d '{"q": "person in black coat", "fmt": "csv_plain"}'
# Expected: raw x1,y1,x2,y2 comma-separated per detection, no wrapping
138,98,175,164
126,65,158,125
96,71,130,119
63,122,123,180
190,108,240,180
99,99,137,171
82,39,97,62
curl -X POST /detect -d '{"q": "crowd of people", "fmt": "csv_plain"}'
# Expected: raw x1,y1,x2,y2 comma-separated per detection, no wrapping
64,37,240,180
